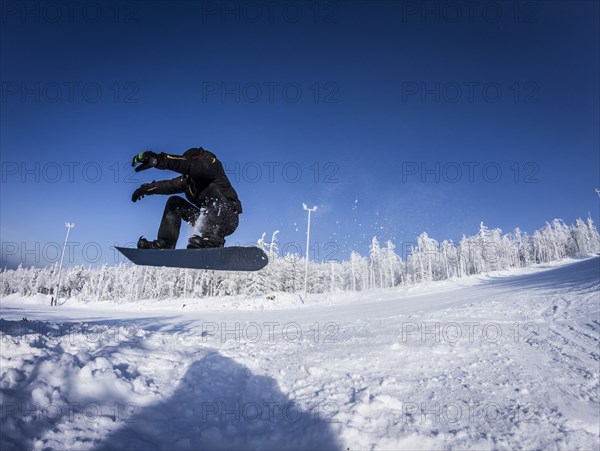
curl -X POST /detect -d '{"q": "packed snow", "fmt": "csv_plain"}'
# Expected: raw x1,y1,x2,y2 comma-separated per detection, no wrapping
1,256,599,450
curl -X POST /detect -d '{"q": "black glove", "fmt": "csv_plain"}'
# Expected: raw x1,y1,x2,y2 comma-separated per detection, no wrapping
132,183,153,202
132,151,160,172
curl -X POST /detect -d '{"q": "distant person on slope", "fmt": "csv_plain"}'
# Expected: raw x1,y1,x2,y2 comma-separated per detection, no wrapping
131,147,242,249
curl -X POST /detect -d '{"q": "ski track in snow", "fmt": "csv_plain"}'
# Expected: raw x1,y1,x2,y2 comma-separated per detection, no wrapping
1,257,599,450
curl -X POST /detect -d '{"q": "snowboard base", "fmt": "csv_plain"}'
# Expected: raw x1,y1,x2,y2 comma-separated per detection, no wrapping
116,246,268,271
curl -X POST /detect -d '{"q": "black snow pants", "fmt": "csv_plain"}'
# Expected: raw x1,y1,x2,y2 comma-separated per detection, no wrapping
157,196,239,247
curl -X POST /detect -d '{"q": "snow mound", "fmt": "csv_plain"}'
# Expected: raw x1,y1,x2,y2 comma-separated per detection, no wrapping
1,257,599,449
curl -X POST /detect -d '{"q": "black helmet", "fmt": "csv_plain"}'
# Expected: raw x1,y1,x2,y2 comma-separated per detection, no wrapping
183,147,204,158
184,147,218,161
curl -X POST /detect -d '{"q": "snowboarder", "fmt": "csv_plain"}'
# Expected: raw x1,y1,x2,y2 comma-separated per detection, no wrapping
131,147,242,249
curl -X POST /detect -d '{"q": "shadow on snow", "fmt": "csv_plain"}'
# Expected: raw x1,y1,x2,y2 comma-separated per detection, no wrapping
94,352,343,451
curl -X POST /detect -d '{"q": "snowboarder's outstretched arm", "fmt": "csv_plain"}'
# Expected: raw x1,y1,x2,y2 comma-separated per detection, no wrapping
132,149,222,184
131,176,185,202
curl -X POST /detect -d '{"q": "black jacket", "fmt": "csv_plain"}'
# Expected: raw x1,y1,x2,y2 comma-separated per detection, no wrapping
145,148,242,213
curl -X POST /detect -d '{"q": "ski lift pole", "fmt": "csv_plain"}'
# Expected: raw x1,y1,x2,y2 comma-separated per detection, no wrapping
303,204,317,301
54,222,74,306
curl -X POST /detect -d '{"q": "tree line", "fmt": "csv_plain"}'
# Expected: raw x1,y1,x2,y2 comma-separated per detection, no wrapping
2,217,598,302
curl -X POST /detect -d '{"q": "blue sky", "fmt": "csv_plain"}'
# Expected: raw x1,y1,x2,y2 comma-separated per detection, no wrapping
1,1,599,269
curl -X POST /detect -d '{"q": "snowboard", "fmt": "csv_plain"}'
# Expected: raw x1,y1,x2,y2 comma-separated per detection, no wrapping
115,246,269,271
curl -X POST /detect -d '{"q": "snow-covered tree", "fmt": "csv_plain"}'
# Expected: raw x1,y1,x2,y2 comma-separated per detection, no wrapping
2,217,597,301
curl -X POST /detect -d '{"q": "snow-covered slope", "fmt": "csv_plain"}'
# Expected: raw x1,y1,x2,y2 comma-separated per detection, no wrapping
1,257,599,450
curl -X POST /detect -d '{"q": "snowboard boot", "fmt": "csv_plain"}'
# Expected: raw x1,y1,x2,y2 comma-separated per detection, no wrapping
187,235,225,249
137,236,175,249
